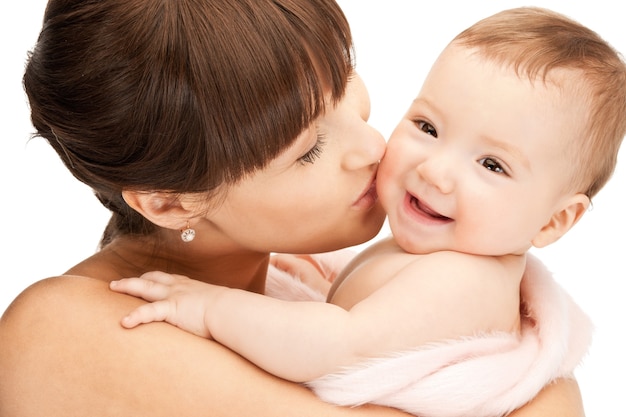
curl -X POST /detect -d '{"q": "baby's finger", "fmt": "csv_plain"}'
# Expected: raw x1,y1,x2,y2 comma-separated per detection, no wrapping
271,254,331,294
109,277,172,302
138,271,182,284
271,254,321,278
120,301,171,328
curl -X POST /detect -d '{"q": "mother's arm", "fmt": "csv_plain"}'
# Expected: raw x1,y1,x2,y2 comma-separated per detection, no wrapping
0,276,584,417
0,276,408,417
509,378,585,417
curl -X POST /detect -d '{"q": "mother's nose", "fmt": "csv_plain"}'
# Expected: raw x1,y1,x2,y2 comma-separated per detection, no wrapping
341,127,386,170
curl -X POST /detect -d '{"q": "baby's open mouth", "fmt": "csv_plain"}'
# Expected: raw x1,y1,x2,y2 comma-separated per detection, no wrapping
410,196,451,221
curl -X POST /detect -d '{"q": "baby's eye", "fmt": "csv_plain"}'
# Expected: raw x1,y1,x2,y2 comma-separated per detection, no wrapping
416,120,437,138
478,157,506,174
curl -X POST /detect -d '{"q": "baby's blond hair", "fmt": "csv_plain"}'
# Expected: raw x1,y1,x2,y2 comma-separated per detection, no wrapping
453,7,626,198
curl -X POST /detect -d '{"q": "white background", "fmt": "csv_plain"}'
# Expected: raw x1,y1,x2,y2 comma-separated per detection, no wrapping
1,1,624,415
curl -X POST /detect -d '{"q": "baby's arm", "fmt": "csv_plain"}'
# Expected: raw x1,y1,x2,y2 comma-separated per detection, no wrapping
110,272,225,339
111,252,519,383
111,271,362,381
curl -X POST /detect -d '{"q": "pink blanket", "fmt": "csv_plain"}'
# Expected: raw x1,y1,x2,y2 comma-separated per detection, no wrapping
266,252,592,417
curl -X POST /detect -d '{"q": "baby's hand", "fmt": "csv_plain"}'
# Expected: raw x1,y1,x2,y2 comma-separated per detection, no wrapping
110,271,226,339
270,250,356,295
270,254,331,295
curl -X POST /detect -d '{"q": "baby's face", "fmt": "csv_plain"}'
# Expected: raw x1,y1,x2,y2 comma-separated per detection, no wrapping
377,44,587,256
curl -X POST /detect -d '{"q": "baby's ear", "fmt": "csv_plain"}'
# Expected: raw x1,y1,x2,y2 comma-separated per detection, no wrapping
122,190,194,231
532,193,590,248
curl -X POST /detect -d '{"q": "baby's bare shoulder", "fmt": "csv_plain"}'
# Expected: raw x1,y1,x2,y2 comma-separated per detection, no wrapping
403,251,521,280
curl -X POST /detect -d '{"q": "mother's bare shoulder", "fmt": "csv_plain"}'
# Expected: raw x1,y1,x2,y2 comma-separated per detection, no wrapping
0,275,208,415
1,274,140,330
0,276,413,417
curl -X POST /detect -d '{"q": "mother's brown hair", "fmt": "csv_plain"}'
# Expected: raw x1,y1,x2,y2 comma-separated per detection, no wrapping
24,0,353,245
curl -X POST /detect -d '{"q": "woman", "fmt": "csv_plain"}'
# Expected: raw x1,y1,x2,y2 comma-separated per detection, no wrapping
0,0,584,415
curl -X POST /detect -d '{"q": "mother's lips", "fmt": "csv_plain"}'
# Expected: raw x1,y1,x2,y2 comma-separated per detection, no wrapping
353,175,378,209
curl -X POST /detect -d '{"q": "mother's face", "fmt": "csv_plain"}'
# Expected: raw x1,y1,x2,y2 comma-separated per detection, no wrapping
203,75,386,253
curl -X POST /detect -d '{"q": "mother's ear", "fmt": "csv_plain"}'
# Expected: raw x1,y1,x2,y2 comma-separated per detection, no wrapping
122,190,195,230
531,193,590,248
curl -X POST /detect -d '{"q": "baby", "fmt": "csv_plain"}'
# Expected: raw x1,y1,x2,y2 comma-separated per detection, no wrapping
111,7,626,417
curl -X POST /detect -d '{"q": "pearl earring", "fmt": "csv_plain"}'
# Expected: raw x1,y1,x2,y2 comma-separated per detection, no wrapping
180,222,196,242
